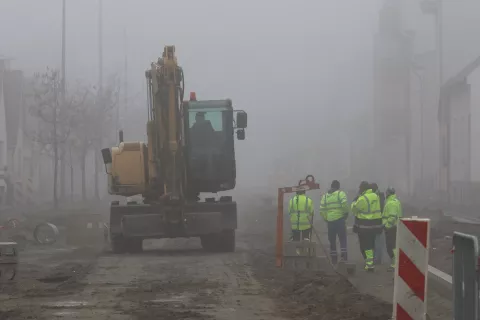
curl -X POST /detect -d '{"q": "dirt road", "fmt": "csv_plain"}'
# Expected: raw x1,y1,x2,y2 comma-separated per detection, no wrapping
0,198,392,320
2,239,283,320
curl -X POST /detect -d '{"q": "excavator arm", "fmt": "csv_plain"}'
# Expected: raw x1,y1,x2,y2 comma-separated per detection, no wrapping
145,46,185,202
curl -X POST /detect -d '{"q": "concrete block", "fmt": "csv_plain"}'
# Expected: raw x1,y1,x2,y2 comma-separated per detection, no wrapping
0,242,18,264
0,264,17,282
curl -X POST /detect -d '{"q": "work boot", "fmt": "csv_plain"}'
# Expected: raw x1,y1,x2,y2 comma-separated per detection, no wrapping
364,264,375,272
387,253,396,272
365,249,374,272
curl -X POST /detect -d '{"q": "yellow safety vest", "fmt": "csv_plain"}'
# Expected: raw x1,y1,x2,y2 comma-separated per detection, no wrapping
289,194,314,231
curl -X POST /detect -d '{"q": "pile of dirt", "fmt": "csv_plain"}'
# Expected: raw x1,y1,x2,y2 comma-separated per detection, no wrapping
247,247,391,320
280,272,392,320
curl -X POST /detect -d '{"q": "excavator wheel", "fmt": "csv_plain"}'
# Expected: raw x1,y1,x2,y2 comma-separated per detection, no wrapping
111,235,126,254
111,236,143,254
200,234,214,251
125,238,143,254
201,230,235,253
219,229,235,252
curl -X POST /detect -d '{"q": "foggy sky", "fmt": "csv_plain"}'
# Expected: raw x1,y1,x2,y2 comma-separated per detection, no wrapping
0,0,384,188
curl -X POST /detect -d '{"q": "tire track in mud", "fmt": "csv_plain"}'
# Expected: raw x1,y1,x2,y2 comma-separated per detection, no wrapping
3,238,283,320
116,239,281,320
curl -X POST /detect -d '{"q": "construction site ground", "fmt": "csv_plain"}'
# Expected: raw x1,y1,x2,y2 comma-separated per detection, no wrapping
0,196,473,320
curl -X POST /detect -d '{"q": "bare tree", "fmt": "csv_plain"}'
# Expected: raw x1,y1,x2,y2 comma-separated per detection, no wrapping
27,69,88,208
93,75,119,199
69,75,118,201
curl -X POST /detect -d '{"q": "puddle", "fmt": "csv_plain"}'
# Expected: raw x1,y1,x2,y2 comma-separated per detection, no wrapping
38,275,70,283
52,311,78,317
44,300,89,308
149,295,187,304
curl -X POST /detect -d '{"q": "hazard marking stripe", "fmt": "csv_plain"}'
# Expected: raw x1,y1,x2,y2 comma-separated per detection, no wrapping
397,221,428,273
398,249,426,302
395,271,426,319
402,219,428,248
396,304,414,320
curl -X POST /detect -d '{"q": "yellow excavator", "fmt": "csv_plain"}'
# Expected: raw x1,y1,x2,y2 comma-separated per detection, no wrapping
101,46,247,253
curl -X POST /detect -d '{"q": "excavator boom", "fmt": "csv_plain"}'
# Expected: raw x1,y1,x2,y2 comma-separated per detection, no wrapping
145,46,185,201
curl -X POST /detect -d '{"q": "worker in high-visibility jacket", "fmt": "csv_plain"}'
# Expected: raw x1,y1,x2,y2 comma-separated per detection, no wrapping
351,181,383,271
288,189,314,241
319,180,348,264
382,187,403,271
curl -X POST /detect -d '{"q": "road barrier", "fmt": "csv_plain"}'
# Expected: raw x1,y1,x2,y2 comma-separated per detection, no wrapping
393,217,430,320
0,242,18,283
452,232,479,320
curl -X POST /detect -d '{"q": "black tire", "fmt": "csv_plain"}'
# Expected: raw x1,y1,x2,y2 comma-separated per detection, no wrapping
200,234,216,252
111,235,126,254
125,238,143,253
201,230,235,253
218,229,235,252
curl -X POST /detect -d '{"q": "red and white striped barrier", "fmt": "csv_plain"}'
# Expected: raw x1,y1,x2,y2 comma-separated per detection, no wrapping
393,217,430,320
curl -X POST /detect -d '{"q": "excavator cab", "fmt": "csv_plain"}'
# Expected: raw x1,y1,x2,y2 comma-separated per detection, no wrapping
184,95,247,194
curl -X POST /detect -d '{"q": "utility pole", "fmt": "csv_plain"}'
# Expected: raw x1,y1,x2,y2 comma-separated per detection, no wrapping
95,0,103,200
98,0,103,95
117,28,127,137
421,0,446,198
60,0,66,201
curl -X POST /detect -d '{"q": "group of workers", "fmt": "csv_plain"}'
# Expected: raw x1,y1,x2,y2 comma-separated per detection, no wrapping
288,180,403,272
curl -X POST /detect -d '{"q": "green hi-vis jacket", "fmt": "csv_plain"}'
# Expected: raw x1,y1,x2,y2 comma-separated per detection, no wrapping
382,194,402,229
319,189,348,222
288,194,314,231
351,189,383,229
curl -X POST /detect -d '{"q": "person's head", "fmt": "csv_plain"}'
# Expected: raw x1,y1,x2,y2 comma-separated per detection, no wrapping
296,189,306,196
370,183,378,192
386,187,396,197
331,180,340,190
195,112,206,122
359,181,369,193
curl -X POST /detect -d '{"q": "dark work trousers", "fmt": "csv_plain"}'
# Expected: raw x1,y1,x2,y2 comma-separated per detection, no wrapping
385,227,397,259
327,218,348,263
374,231,385,265
291,228,312,241
357,229,377,260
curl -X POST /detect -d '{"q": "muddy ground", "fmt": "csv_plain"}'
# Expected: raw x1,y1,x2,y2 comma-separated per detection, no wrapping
2,196,473,319
0,198,393,320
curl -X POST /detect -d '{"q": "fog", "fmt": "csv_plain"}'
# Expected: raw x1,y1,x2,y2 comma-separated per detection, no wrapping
2,0,480,206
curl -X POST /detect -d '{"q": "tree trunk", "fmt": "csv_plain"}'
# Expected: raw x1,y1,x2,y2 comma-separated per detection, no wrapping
69,147,74,203
70,164,74,202
94,147,100,200
53,98,58,209
81,151,86,201
53,140,58,209
60,146,66,201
